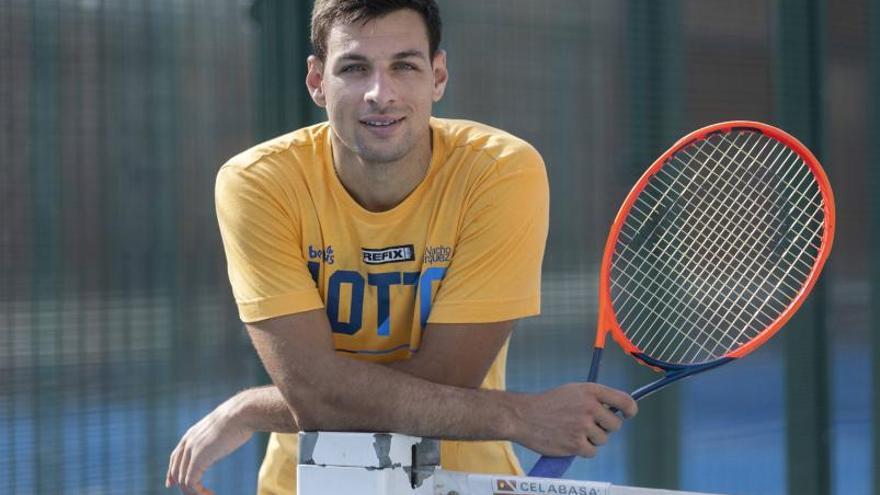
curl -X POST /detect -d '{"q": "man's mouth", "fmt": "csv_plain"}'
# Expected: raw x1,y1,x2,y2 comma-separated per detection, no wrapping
361,117,404,127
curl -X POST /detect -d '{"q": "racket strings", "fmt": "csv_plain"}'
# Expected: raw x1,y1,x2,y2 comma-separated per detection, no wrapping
627,137,810,305
616,134,796,359
630,139,820,313
619,164,806,361
632,137,824,364
668,138,823,358
624,134,824,362
609,130,826,365
617,134,793,353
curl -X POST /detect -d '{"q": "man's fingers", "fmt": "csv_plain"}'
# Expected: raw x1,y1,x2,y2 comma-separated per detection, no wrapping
586,423,609,447
594,405,624,433
166,407,255,493
593,385,638,418
167,442,183,487
517,383,638,459
176,441,193,492
180,465,214,495
576,437,598,458
183,462,205,492
166,456,174,486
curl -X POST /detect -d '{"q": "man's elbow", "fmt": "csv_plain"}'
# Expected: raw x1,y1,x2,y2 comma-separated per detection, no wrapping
279,394,333,432
270,381,331,432
274,374,360,431
292,408,321,431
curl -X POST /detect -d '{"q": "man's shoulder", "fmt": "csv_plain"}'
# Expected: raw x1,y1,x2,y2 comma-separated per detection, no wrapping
215,122,330,202
220,122,330,174
432,118,544,173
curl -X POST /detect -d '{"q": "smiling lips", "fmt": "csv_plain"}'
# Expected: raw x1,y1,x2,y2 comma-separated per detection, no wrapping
360,116,404,136
361,116,403,126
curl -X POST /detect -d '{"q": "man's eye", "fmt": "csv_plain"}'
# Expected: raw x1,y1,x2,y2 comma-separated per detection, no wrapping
395,63,417,71
341,64,366,73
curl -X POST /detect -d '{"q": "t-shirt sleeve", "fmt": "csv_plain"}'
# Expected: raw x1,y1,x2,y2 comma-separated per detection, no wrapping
215,164,324,323
427,145,550,324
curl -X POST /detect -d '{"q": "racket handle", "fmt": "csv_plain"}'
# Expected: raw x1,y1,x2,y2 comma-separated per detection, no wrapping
527,347,605,478
528,455,575,478
586,347,603,382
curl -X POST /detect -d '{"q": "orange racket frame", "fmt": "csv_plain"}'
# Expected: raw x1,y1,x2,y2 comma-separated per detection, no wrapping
595,120,835,365
529,121,835,479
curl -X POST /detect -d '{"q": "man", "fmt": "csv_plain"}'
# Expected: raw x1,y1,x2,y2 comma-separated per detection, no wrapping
167,1,637,494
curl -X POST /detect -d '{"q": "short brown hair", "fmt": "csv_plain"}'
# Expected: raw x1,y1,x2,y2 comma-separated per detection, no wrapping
310,0,442,61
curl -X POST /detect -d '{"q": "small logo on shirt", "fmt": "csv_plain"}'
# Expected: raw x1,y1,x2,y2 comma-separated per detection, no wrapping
308,245,335,264
362,245,415,265
423,245,452,264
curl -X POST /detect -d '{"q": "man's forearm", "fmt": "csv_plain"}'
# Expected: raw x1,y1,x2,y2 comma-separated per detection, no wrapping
227,361,518,440
284,355,520,441
226,362,424,434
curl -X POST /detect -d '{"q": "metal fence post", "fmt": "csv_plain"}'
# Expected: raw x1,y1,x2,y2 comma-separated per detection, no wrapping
775,1,831,494
626,0,683,489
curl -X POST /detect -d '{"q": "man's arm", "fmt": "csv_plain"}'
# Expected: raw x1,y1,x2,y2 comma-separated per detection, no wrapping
240,309,634,447
167,309,637,491
245,309,519,440
167,311,521,491
223,316,515,435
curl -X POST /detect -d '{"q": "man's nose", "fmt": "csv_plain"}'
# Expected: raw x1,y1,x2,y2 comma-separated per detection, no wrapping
364,70,397,107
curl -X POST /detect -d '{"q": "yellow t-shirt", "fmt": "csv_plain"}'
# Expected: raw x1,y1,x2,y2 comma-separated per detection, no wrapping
215,117,549,494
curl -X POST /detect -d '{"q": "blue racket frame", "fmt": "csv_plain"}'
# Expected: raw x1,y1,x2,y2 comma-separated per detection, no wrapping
527,347,734,479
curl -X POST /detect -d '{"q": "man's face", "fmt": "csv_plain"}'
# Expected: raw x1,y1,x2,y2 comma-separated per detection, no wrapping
307,9,447,164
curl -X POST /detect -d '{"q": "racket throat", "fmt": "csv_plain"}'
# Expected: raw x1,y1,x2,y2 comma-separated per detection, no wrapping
629,354,735,401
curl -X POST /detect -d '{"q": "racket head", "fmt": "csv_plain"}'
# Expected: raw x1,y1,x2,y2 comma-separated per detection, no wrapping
596,121,835,370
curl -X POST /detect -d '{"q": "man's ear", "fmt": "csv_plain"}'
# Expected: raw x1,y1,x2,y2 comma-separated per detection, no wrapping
431,50,449,102
306,55,327,107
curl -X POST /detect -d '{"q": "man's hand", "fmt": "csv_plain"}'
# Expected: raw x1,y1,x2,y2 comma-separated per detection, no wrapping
511,383,637,458
166,396,255,495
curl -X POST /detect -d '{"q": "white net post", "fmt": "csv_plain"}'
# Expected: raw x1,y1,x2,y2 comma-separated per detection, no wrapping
297,432,727,495
296,432,438,495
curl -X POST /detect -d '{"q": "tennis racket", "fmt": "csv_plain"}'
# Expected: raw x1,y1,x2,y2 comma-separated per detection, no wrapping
528,121,835,479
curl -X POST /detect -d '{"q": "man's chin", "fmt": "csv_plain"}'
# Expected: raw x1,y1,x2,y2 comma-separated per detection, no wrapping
354,141,410,164
357,149,409,164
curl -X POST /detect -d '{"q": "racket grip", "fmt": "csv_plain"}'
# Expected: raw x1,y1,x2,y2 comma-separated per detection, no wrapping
587,347,603,382
528,455,575,478
527,347,605,478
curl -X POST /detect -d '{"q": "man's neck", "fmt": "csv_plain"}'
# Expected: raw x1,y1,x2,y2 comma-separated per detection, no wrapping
330,132,432,213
